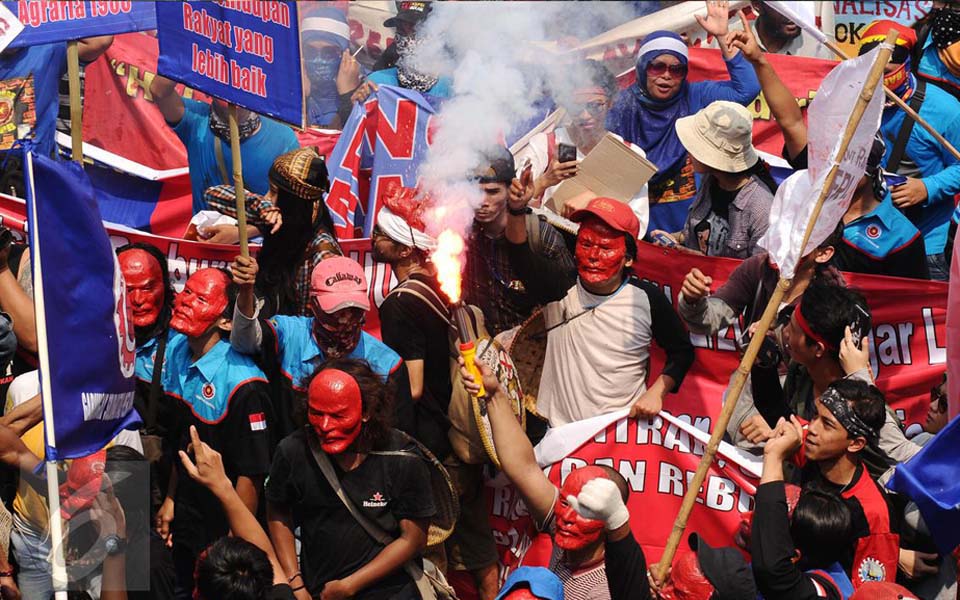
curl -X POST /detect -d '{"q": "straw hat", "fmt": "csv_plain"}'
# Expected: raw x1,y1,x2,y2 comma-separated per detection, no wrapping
675,101,758,173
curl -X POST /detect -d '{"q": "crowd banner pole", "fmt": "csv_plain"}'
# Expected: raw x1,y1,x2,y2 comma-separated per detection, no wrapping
26,151,70,599
228,104,249,259
66,40,83,164
765,0,960,164
653,30,898,583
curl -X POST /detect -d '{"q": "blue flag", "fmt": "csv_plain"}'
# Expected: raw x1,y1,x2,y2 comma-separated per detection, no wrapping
887,415,960,554
4,1,157,47
25,151,140,461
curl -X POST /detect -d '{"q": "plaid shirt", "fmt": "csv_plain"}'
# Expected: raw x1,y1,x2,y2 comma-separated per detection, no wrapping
205,185,342,315
462,216,574,335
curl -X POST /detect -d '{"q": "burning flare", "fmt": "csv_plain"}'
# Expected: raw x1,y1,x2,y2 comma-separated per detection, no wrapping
433,229,465,303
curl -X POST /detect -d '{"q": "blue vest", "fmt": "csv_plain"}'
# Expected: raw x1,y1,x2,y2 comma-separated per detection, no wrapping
267,315,402,391
162,333,268,423
843,198,922,260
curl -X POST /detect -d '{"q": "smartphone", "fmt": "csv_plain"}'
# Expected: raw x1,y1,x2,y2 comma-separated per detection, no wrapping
651,231,677,248
557,142,577,164
884,172,907,187
848,303,871,348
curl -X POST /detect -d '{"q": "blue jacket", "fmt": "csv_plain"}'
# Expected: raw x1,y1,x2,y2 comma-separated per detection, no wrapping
919,37,960,99
880,82,960,255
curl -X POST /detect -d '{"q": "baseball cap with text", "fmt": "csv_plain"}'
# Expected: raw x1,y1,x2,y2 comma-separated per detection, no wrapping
310,257,371,314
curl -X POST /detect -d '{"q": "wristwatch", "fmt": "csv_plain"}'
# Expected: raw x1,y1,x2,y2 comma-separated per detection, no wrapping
507,205,532,216
104,534,127,556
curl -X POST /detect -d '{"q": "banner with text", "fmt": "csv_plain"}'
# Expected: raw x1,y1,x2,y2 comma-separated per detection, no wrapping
156,0,304,126
4,0,156,47
832,1,932,56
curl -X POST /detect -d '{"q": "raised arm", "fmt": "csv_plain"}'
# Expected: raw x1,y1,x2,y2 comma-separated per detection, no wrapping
229,255,264,355
149,74,185,126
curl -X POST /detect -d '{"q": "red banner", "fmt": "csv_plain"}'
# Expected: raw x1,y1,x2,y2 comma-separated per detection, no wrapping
619,48,837,156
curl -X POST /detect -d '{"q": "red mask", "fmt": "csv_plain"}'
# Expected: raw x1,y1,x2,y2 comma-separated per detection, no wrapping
575,219,627,285
883,61,908,91
502,589,542,600
658,553,714,600
308,368,363,454
554,466,607,551
118,249,165,329
169,269,229,337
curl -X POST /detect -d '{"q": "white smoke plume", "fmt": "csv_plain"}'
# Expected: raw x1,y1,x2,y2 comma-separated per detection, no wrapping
410,1,636,238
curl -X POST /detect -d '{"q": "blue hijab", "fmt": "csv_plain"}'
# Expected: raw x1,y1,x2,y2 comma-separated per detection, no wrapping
302,8,349,126
607,31,691,184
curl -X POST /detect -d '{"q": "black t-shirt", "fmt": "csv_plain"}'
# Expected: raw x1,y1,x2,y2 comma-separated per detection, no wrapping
268,584,297,600
379,273,453,459
265,428,437,599
171,380,274,555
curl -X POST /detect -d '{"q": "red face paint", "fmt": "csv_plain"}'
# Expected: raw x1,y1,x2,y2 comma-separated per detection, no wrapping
118,249,165,329
169,269,229,337
658,553,714,600
554,466,607,551
575,218,627,286
308,368,364,454
502,589,542,600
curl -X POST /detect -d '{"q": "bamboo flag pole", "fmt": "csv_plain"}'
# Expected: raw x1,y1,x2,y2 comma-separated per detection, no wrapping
228,104,250,259
66,40,83,164
653,29,899,583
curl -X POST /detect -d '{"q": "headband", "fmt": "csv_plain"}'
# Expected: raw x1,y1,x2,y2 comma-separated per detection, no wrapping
795,301,837,351
302,17,351,40
377,206,437,251
819,386,879,445
639,36,689,61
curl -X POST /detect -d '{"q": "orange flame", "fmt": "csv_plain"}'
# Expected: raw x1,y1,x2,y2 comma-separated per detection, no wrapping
433,229,465,303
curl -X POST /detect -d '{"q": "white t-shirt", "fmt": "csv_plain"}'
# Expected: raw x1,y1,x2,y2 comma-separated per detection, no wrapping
514,127,649,235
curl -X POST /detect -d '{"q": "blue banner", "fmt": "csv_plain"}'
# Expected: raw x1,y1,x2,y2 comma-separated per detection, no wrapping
325,85,436,238
25,151,140,461
4,1,157,48
156,1,303,127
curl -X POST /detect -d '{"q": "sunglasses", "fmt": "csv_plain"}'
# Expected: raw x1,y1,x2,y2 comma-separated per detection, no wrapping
931,379,948,413
565,100,608,118
646,61,687,77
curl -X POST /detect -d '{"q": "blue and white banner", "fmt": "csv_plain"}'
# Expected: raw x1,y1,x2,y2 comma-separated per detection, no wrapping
25,151,139,461
156,0,303,127
3,1,157,48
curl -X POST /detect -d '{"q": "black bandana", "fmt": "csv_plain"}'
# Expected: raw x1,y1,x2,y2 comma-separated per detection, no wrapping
819,386,879,446
209,107,261,142
396,34,439,93
932,7,960,49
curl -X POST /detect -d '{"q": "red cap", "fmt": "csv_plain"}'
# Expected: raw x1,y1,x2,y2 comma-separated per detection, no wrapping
309,256,370,314
569,197,640,240
60,449,107,519
861,20,917,50
850,582,919,600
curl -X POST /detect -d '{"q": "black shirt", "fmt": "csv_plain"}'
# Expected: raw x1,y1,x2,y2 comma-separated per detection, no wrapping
265,428,437,599
170,380,274,555
606,531,651,600
379,273,453,459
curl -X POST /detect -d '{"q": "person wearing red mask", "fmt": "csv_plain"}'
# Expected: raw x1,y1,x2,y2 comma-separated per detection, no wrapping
265,359,437,600
157,268,273,598
504,187,694,425
460,360,649,600
230,255,416,443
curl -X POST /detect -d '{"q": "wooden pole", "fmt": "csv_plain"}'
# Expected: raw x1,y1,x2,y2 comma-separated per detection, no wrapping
228,105,249,258
66,40,83,164
653,30,899,583
821,39,960,164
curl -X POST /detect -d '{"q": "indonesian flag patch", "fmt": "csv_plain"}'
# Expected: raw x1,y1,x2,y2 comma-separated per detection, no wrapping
249,412,267,432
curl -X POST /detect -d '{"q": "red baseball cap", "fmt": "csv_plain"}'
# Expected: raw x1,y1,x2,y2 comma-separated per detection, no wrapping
60,449,107,519
309,257,370,314
850,582,919,600
569,197,640,240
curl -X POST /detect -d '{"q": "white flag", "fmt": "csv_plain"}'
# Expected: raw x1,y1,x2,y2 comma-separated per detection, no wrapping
758,46,885,279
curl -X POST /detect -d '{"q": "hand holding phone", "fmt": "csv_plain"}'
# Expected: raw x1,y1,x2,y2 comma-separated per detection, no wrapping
557,142,577,164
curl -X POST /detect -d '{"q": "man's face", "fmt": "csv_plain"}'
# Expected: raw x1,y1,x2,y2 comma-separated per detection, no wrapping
310,302,365,358
474,183,509,224
575,217,630,290
370,224,404,264
781,311,819,367
566,89,610,139
169,269,228,337
308,369,363,454
645,53,685,102
925,375,949,434
757,3,801,40
118,249,165,330
554,466,607,551
805,398,855,462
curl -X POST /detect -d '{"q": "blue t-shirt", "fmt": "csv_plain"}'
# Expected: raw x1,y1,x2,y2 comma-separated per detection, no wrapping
173,98,300,214
367,68,452,104
0,44,67,158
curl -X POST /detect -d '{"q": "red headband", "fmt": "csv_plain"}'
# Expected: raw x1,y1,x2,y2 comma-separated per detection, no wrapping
795,303,837,351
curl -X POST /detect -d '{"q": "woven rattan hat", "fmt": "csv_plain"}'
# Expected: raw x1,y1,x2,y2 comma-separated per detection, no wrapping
268,147,328,201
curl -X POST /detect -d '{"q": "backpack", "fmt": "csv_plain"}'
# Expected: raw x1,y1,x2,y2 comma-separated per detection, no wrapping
385,278,525,467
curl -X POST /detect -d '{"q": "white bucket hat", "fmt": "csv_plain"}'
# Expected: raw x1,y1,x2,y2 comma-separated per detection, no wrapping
675,101,758,173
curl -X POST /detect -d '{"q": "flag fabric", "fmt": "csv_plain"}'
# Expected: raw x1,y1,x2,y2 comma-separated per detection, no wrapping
25,151,140,461
324,85,437,238
887,415,960,554
758,46,885,279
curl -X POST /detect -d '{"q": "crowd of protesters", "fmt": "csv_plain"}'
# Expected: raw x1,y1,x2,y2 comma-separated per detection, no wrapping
0,1,955,599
